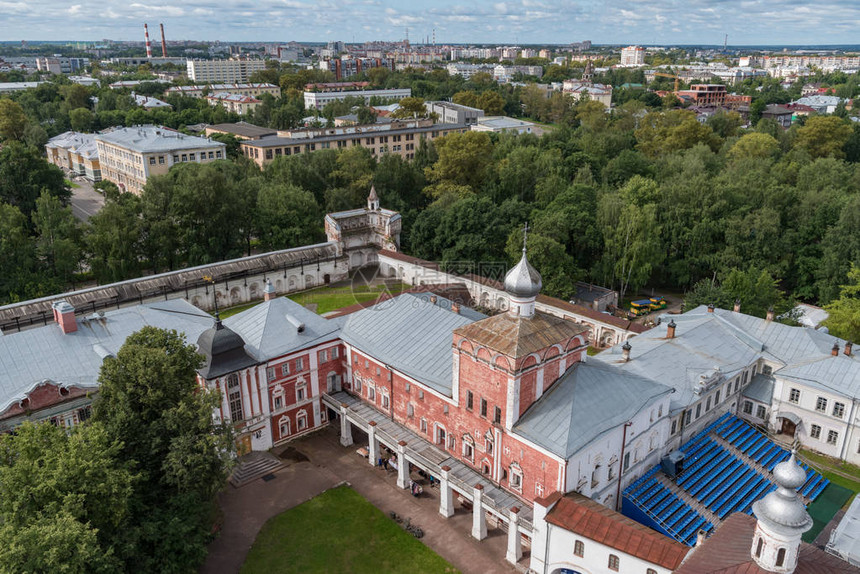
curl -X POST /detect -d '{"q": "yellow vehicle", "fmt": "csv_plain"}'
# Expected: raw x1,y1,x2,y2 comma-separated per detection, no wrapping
630,299,653,316
649,296,667,310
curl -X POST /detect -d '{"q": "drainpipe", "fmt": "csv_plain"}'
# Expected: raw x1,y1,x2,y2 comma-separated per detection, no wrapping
615,421,633,511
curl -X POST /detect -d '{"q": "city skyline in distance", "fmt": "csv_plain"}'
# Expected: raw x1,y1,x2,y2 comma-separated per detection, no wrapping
2,0,859,46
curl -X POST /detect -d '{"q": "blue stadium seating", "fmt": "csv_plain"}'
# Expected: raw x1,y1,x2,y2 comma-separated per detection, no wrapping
623,414,830,547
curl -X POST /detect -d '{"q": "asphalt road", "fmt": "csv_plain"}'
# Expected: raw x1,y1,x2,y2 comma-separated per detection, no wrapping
69,179,105,221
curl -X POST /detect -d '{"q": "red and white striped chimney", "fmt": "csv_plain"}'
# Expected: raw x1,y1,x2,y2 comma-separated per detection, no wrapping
144,23,153,59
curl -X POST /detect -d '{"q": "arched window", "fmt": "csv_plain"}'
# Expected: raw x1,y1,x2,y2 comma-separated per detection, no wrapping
296,410,308,431
647,570,657,574
278,415,291,438
574,539,584,557
227,373,243,422
755,537,764,558
608,554,619,571
776,548,786,567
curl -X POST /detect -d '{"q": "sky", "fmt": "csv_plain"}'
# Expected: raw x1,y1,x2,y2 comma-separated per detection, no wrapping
3,0,860,45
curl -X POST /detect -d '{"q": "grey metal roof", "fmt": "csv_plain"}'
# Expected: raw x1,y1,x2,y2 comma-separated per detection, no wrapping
95,125,225,154
224,296,340,362
594,305,860,410
46,131,99,160
0,299,213,414
827,495,860,566
340,293,483,396
242,122,466,149
513,361,672,459
743,374,775,404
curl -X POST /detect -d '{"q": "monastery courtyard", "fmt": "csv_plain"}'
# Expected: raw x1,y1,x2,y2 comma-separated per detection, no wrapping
201,424,526,574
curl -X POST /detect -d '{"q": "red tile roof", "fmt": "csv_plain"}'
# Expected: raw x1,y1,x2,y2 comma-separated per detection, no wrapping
377,250,646,333
544,492,690,570
675,513,860,574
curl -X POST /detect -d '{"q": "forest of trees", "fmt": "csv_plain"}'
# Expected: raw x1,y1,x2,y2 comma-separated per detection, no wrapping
1,66,859,337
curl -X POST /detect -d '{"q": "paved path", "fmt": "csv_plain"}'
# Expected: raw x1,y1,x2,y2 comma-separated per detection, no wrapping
201,426,526,574
69,179,104,221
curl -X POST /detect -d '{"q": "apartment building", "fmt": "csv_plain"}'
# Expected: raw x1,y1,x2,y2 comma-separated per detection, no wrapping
426,101,484,125
95,126,226,195
186,59,267,83
206,92,261,115
164,83,279,99
239,120,466,167
620,46,645,67
303,88,411,110
45,131,101,182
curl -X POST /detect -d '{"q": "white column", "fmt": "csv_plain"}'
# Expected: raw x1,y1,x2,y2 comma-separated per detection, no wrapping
472,484,487,540
339,405,353,447
506,507,522,564
368,421,379,466
396,440,409,489
439,465,454,518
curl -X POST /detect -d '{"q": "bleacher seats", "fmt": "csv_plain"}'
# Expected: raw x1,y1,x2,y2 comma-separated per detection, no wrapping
623,414,829,546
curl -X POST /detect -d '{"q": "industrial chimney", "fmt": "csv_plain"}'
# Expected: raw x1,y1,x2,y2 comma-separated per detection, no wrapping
160,23,167,58
144,23,153,59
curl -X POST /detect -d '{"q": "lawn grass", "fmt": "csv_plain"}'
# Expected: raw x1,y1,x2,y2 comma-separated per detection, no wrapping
800,448,860,508
240,485,457,574
288,282,407,315
64,179,81,189
214,282,408,319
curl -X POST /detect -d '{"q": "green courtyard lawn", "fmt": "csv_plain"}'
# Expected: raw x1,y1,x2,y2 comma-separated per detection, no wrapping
240,485,457,574
288,282,407,315
800,448,860,506
216,282,408,319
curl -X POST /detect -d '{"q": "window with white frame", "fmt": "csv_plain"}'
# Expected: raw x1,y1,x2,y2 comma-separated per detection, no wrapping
227,374,243,422
757,405,767,419
297,410,308,431
332,347,339,359
296,382,306,402
834,402,845,418
510,464,523,491
281,363,290,377
420,418,427,433
266,367,276,381
535,482,544,497
382,391,390,409
671,419,677,435
608,554,619,571
368,386,375,401
789,388,800,403
816,397,828,412
810,424,821,439
354,377,362,392
743,401,753,414
448,435,455,450
274,395,283,410
828,430,839,445
574,539,584,557
463,439,474,461
296,357,304,371
715,390,720,404
320,349,328,362
407,403,414,417
278,416,290,437
485,432,494,454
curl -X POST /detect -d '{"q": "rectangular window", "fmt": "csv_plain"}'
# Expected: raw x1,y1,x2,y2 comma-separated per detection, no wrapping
419,390,424,400
267,367,276,381
320,350,328,363
816,397,828,412
216,151,222,158
407,403,414,417
466,390,473,410
480,398,488,417
623,452,630,471
189,153,196,161
448,435,455,450
706,397,712,411
834,402,845,418
608,555,620,571
181,154,187,162
405,382,411,393
574,540,584,557
368,387,375,401
158,156,165,164
297,414,307,430
332,347,339,359
789,388,800,403
149,157,156,165
281,363,290,377
696,404,702,418
382,393,390,409
494,406,502,424
443,404,449,415
671,420,677,435
684,410,691,426
77,405,92,423
296,357,304,371
420,418,427,433
227,375,243,423
296,385,306,402
810,424,821,439
828,430,839,445
743,401,753,414
715,390,720,404
464,442,473,460
274,395,283,409
354,378,361,392
756,405,767,419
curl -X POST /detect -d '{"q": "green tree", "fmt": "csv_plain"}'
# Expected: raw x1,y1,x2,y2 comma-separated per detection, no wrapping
0,422,134,574
32,190,82,285
69,107,94,132
0,98,28,141
93,327,233,573
86,192,143,283
257,182,323,250
824,264,860,343
391,96,427,118
0,142,69,215
424,131,493,190
506,230,580,299
635,110,720,157
476,91,505,115
728,132,780,161
793,116,853,159
0,203,39,303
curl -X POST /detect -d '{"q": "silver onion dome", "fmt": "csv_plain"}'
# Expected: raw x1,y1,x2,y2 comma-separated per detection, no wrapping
504,248,542,299
752,450,813,532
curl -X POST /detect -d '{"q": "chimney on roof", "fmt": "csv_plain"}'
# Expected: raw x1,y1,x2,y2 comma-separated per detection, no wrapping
429,294,437,304
51,300,78,334
832,342,840,357
766,307,775,322
733,299,741,313
707,303,715,313
264,279,275,302
846,341,854,357
667,319,676,339
452,302,460,314
622,340,631,362
696,529,707,547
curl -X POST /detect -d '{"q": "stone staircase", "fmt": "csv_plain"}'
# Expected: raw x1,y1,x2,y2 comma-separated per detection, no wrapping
654,473,721,527
229,451,284,488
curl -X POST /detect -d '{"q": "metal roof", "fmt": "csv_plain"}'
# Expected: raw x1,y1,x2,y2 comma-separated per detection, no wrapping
95,125,225,154
453,311,587,359
224,296,340,362
0,299,213,415
242,123,466,149
339,293,482,396
827,496,860,566
743,374,775,404
513,361,673,458
46,131,99,160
